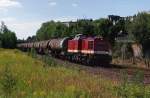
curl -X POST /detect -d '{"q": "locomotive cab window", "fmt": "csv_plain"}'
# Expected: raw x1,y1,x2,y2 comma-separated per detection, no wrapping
88,41,94,49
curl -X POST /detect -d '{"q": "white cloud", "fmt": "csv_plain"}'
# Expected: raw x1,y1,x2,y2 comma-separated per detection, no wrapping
49,2,57,6
0,8,8,14
0,0,22,13
0,0,22,9
0,17,16,22
0,17,43,39
0,16,78,39
72,3,78,7
8,21,42,39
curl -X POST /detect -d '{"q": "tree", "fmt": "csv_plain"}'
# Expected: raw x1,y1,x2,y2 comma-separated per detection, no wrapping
76,19,95,35
0,33,2,47
26,36,37,42
36,21,57,40
54,22,68,37
94,18,111,36
126,12,150,44
0,22,17,49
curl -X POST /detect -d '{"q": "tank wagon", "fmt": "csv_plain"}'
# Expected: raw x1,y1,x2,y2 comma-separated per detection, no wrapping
48,37,71,56
17,34,112,64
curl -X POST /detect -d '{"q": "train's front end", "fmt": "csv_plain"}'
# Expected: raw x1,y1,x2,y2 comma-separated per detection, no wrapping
82,37,112,64
93,37,112,64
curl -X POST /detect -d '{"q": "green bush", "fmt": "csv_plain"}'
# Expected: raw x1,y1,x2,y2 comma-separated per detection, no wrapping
113,43,133,59
30,48,37,58
116,70,149,98
0,65,17,97
42,55,58,67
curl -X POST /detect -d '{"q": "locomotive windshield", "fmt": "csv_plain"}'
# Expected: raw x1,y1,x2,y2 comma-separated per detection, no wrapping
95,42,109,51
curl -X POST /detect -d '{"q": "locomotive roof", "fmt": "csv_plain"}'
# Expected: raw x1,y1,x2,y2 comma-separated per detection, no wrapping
78,36,104,40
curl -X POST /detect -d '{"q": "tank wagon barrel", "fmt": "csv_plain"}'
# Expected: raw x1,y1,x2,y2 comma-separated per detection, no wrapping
28,43,34,48
48,37,70,51
39,40,51,49
37,40,51,54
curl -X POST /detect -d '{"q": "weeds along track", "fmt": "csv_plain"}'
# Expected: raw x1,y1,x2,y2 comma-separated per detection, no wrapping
37,54,150,84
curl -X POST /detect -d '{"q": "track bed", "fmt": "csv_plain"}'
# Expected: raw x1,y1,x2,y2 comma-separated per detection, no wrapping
41,55,150,85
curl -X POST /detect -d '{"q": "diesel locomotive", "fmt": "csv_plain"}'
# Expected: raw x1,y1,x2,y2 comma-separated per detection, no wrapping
17,34,112,64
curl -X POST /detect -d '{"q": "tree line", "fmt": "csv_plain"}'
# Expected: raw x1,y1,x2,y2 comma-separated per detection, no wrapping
31,12,149,48
0,11,150,53
0,22,17,49
31,12,150,59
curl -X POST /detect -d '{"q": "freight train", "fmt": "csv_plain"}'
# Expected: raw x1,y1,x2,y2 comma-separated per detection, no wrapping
17,34,112,64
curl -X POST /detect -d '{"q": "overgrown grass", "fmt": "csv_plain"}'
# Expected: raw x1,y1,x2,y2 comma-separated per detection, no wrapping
0,49,118,98
0,49,149,98
116,70,150,98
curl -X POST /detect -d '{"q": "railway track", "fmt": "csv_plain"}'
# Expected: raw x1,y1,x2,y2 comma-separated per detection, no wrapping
37,54,150,85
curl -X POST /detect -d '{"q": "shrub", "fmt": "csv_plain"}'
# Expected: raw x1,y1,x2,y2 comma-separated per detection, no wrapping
113,43,133,59
116,70,147,98
42,55,57,67
30,48,37,58
0,65,17,97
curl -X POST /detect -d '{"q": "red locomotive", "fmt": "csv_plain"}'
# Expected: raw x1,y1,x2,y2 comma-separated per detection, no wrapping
17,34,112,64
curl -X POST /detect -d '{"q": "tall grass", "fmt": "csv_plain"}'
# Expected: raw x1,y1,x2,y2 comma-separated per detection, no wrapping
0,49,118,98
116,70,150,98
0,49,150,98
0,65,17,97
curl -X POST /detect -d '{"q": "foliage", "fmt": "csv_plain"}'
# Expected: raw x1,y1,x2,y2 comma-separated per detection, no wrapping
113,42,133,59
35,12,150,51
36,19,115,41
116,70,150,98
35,13,150,60
29,48,37,58
36,21,54,40
0,49,118,98
126,12,150,44
0,65,17,97
42,55,57,67
0,22,17,49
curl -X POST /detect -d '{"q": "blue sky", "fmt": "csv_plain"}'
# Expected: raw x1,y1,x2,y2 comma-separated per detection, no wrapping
0,0,149,39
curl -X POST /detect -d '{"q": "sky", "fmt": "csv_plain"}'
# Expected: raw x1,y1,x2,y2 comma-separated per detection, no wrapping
0,0,149,39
